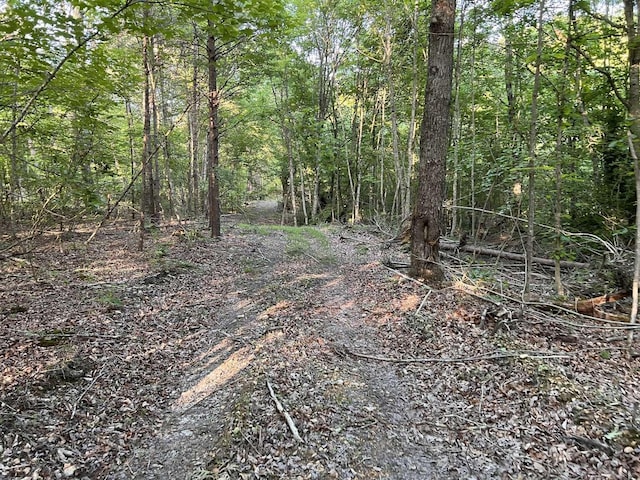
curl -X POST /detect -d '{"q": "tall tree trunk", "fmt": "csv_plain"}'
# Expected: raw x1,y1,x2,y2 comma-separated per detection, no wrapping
125,99,136,219
206,27,221,237
188,24,200,217
469,18,477,239
553,0,575,297
410,0,456,283
8,63,21,227
149,35,161,223
450,3,465,236
404,0,420,221
383,12,403,218
625,0,640,336
157,39,174,219
141,28,154,248
524,0,545,297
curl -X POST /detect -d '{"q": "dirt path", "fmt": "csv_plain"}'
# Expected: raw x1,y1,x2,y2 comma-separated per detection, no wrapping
107,212,442,478
3,205,640,479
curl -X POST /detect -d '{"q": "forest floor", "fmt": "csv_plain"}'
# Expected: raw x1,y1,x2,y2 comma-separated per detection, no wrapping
2,202,640,479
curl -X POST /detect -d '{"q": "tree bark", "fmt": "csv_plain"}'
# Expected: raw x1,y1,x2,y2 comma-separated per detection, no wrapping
625,0,640,338
141,30,155,236
404,0,420,221
524,0,545,297
188,24,200,217
410,0,456,284
207,27,221,237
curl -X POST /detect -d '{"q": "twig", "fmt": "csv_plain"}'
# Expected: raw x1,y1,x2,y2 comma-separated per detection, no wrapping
381,263,432,289
266,379,303,443
566,435,614,456
416,291,432,316
343,345,571,364
70,365,106,419
303,252,320,263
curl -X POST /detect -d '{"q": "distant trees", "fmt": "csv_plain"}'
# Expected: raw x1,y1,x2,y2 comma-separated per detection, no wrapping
1,0,639,272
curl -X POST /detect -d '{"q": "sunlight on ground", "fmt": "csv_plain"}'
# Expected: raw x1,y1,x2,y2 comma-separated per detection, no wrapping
258,300,293,319
397,293,421,312
173,345,254,413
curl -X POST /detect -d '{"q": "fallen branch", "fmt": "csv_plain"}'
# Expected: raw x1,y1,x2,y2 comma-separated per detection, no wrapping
71,365,106,420
342,345,571,363
566,435,614,456
440,242,589,269
380,263,432,289
266,379,303,443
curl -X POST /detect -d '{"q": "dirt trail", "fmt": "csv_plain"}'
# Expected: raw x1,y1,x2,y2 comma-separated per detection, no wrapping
108,206,442,478
3,203,640,479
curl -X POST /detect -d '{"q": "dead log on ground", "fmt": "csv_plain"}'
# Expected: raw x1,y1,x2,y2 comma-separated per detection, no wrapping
553,291,631,322
440,242,589,269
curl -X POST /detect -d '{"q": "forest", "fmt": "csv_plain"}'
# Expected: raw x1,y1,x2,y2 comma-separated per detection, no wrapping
3,0,640,478
1,0,637,250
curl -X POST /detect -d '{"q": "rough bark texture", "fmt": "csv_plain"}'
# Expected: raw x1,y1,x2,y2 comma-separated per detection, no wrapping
410,0,456,284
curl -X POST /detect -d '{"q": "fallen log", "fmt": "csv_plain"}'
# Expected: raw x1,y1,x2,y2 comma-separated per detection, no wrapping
440,242,589,269
555,290,631,322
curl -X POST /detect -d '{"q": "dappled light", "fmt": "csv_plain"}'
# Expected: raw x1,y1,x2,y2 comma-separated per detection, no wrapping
173,346,254,413
2,0,640,477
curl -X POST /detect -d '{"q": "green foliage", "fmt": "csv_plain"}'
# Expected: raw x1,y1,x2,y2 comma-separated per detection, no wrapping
0,0,635,256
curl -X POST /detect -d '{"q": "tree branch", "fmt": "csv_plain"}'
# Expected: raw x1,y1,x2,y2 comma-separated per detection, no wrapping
570,43,629,110
0,0,138,145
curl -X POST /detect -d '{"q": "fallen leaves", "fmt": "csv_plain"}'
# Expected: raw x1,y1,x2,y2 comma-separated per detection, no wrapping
3,219,640,479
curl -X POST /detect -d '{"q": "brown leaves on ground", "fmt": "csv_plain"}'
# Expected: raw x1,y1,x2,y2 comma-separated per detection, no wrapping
2,216,640,479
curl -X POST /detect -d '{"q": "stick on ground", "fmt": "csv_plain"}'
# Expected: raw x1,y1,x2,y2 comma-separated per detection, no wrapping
266,379,303,443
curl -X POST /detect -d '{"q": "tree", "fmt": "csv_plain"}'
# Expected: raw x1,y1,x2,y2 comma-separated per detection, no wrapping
410,0,457,283
625,0,640,329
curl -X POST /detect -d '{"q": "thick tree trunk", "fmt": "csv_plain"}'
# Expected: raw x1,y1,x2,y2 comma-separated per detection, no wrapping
206,28,221,237
410,0,456,284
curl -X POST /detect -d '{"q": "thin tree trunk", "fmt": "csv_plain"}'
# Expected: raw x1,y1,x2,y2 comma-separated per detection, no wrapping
524,0,545,297
450,3,465,236
469,18,477,239
188,24,200,217
125,99,136,219
404,0,420,221
206,27,221,237
410,0,457,283
141,28,153,246
9,64,21,227
553,0,574,297
382,12,403,218
149,35,161,223
299,155,308,225
625,0,640,343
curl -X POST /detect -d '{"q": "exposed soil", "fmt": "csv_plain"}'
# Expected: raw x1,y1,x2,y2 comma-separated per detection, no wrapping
2,203,640,479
